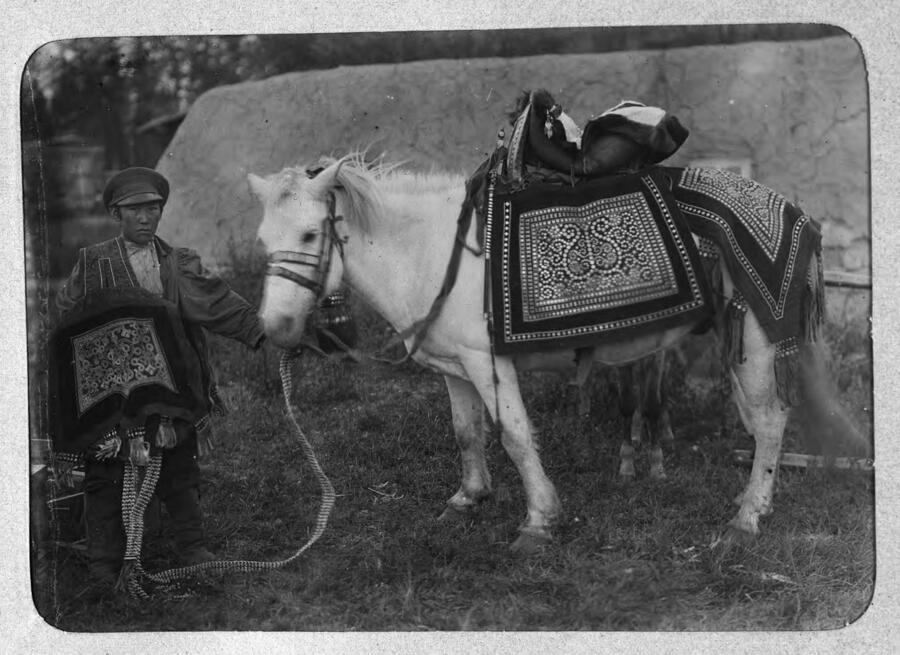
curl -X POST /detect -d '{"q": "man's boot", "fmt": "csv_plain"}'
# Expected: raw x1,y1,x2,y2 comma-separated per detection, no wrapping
83,482,125,587
163,486,215,565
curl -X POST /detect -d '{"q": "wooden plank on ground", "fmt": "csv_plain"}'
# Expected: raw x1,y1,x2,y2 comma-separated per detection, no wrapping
733,449,873,471
824,270,871,289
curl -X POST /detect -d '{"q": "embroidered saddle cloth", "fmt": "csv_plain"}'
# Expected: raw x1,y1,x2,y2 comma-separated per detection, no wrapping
663,166,823,349
48,287,208,457
486,167,713,354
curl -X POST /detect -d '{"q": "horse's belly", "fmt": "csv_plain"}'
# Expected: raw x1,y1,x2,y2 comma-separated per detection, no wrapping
515,323,697,372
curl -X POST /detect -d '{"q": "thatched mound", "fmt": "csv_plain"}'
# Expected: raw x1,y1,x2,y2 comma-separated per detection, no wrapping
156,38,865,271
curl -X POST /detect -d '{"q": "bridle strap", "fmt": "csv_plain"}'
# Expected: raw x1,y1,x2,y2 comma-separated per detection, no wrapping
269,250,322,266
265,193,340,303
265,185,478,367
266,264,323,296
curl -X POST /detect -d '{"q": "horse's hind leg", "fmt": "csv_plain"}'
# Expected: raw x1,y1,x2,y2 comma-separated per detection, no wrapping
617,362,639,481
439,375,493,521
643,350,673,480
726,309,789,539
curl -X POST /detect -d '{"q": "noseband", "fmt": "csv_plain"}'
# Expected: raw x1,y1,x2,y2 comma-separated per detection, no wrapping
266,192,345,302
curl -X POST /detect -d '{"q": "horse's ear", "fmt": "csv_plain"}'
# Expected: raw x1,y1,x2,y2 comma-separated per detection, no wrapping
307,156,350,199
247,173,271,200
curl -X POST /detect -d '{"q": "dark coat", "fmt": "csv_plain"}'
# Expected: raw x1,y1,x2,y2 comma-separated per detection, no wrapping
56,235,264,425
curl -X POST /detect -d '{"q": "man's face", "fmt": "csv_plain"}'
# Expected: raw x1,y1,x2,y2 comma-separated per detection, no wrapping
116,201,163,245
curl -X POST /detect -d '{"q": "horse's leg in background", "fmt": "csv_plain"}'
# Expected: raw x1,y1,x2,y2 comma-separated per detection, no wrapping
643,350,674,480
572,348,595,417
438,375,493,521
460,350,562,554
725,308,789,540
617,362,639,481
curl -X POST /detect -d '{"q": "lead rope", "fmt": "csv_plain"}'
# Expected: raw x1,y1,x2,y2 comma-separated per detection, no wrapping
115,349,335,599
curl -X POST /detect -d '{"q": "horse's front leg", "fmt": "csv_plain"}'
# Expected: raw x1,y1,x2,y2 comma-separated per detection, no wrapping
725,309,788,541
438,375,493,522
461,351,562,554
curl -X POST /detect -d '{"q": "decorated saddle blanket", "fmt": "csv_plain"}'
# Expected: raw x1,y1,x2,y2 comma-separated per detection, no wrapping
485,167,713,354
48,287,208,457
662,166,823,349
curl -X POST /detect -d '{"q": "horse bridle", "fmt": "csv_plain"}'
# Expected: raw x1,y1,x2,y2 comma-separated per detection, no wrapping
265,191,346,302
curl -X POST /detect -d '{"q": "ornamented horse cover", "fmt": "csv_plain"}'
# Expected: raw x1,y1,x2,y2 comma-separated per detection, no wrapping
663,166,823,347
48,288,207,456
486,168,712,354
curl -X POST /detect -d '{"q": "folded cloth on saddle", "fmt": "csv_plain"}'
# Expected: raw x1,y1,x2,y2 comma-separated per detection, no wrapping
486,167,713,354
662,166,824,349
581,101,690,166
48,287,208,458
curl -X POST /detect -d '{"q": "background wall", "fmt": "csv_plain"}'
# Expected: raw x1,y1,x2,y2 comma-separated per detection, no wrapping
155,35,867,277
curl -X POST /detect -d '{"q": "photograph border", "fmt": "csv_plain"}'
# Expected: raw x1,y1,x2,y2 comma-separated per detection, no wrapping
2,1,896,652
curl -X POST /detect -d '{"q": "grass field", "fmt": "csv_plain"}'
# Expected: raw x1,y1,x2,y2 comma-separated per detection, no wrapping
34,278,874,633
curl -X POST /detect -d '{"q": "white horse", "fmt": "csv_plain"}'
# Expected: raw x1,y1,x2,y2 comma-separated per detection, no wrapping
249,154,855,554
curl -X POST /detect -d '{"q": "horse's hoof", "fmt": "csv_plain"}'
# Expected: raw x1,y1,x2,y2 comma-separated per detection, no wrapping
436,506,473,524
649,469,667,481
712,523,757,549
510,529,552,556
618,472,635,484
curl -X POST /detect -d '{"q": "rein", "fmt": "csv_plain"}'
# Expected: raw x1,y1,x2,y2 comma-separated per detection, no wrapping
114,350,335,599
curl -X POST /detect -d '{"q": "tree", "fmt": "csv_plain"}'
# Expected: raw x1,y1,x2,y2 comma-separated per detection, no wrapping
24,36,267,168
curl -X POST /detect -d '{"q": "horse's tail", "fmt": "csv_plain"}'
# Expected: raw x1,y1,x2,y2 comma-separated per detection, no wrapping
796,254,872,459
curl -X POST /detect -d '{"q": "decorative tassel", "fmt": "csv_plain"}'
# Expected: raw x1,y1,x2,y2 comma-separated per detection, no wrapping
127,430,150,467
210,383,229,417
115,560,136,594
315,291,358,353
544,114,555,139
195,416,214,460
698,238,723,307
774,338,802,407
50,454,79,488
198,433,214,459
723,291,747,369
804,248,826,343
92,432,122,460
154,416,178,449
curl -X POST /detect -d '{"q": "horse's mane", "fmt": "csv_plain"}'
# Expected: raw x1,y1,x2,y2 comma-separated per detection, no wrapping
318,152,465,233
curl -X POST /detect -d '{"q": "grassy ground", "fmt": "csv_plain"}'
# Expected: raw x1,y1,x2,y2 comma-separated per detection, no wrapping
33,289,874,632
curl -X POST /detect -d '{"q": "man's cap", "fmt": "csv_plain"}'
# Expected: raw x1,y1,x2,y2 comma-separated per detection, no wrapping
103,167,170,208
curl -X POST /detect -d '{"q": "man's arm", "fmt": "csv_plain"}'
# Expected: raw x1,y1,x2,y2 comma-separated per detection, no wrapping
54,249,87,321
174,248,265,348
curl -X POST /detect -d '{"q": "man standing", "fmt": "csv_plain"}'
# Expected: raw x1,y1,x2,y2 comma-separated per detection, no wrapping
54,167,264,590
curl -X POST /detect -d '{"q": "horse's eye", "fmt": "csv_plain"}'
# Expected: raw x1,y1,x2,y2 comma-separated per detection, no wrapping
301,231,317,244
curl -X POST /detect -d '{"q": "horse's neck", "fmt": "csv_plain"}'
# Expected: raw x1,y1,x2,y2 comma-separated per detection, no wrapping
342,185,463,333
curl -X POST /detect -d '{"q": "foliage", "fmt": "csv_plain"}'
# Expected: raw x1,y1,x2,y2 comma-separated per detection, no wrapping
23,36,267,166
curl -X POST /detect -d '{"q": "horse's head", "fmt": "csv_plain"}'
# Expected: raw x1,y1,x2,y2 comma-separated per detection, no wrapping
249,157,350,349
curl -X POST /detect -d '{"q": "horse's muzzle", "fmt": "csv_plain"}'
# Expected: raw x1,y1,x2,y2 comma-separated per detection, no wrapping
260,310,307,349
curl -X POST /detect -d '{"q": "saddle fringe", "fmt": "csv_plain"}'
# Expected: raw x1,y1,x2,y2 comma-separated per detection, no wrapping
724,291,747,369
725,250,826,408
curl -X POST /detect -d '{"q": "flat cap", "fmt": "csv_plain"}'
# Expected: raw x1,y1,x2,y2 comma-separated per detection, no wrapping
103,167,170,208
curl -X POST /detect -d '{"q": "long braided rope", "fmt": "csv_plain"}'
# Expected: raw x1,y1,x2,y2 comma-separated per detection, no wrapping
116,349,335,598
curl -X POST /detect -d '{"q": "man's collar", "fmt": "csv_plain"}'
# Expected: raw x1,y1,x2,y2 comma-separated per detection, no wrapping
121,236,154,251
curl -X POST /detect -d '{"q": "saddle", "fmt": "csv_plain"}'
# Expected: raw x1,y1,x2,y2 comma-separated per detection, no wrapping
504,90,689,185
